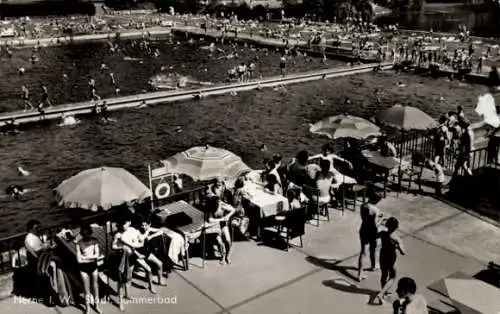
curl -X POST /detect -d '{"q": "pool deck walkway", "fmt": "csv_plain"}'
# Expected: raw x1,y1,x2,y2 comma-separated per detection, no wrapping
0,193,499,314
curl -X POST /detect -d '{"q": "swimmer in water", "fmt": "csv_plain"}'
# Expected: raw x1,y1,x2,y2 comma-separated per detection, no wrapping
109,72,116,86
1,118,19,134
137,100,147,109
58,113,79,126
5,184,26,198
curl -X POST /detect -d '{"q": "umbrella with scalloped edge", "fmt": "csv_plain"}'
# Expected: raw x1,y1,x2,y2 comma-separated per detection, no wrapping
53,167,151,211
161,145,251,181
376,105,438,130
309,114,381,140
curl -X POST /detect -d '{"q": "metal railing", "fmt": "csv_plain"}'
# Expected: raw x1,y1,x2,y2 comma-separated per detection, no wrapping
0,132,498,275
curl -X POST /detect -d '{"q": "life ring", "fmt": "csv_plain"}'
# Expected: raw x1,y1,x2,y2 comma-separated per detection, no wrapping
155,183,170,199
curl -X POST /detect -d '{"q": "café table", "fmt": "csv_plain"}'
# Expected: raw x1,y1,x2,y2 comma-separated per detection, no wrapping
428,271,500,314
243,182,289,238
362,149,410,197
154,200,219,270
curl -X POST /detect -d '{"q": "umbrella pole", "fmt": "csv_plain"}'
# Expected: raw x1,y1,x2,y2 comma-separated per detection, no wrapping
148,164,154,212
397,132,404,196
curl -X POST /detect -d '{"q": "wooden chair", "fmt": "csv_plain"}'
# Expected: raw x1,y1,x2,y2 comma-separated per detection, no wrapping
300,185,330,226
265,207,306,251
343,184,367,211
391,153,424,195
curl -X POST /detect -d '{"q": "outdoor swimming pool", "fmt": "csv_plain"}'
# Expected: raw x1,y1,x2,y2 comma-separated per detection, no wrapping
0,36,336,113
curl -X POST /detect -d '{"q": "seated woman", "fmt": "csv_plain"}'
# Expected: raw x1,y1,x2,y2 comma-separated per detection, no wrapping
206,196,235,265
138,218,166,287
424,154,445,195
264,173,283,195
287,189,302,210
377,136,397,158
172,174,183,194
231,178,250,236
76,225,102,314
287,150,312,188
314,159,337,205
208,177,226,199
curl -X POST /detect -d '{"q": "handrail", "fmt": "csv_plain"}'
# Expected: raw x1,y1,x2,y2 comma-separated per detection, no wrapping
0,129,497,274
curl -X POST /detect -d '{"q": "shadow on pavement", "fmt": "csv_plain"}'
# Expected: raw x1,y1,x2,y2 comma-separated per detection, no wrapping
306,256,359,281
322,278,377,296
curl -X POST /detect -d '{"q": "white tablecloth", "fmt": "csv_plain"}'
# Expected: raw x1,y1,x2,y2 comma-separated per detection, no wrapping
244,183,289,217
161,227,186,265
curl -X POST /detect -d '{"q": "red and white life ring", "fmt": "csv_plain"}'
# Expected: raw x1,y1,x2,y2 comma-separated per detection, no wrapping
155,183,170,199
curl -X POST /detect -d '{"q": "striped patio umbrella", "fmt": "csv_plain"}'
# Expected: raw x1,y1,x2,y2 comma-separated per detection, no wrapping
376,105,438,130
428,271,500,314
161,145,251,181
309,114,381,140
54,167,152,211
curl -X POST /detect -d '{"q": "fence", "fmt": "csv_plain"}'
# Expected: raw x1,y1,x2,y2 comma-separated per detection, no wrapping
0,184,210,275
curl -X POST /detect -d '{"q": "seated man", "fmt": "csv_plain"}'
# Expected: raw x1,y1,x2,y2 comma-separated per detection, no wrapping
24,220,59,300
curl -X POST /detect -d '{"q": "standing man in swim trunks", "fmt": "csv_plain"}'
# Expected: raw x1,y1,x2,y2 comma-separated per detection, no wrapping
280,54,286,77
21,85,34,111
38,84,51,119
237,63,247,82
371,217,405,305
357,195,384,281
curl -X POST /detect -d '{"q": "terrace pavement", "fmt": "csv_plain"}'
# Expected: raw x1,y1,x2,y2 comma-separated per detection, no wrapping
0,192,499,314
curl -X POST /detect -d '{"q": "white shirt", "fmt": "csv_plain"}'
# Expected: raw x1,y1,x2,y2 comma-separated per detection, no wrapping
116,227,143,248
25,233,44,257
394,295,428,314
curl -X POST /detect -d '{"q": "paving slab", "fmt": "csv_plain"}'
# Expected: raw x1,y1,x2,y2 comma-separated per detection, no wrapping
0,194,498,314
178,240,318,308
414,212,500,264
377,194,462,234
230,269,389,314
298,209,362,260
0,297,58,314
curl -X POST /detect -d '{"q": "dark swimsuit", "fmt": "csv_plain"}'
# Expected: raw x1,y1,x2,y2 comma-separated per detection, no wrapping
379,231,398,270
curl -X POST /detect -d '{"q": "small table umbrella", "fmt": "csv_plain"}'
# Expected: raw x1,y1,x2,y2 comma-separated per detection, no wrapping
162,145,251,181
54,167,152,211
376,104,438,131
428,271,500,314
377,105,438,194
309,114,381,140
